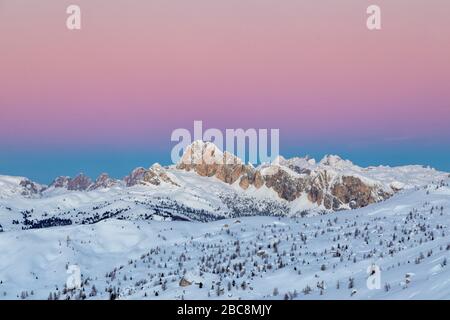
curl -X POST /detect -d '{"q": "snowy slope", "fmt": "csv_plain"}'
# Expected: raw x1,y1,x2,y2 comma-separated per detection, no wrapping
0,179,449,300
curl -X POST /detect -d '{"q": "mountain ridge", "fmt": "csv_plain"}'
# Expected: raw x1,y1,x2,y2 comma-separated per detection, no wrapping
0,141,448,217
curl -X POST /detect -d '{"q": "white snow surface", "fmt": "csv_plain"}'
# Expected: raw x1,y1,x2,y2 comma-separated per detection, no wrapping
0,175,449,299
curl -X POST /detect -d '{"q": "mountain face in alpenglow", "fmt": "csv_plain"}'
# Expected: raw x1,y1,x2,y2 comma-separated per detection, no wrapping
176,140,253,185
124,163,179,187
0,141,448,222
49,174,119,191
175,141,402,210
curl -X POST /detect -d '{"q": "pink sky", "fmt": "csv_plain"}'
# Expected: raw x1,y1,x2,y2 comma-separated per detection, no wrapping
0,0,449,149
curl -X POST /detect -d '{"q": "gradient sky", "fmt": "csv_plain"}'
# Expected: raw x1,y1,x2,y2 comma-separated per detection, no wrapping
1,0,449,183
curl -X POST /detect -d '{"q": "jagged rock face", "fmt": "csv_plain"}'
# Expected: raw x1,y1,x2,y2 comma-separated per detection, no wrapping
50,174,115,191
124,167,147,187
143,164,179,186
182,161,250,185
50,176,71,188
176,141,394,210
178,142,306,201
67,174,93,191
239,176,250,190
19,179,43,196
306,171,331,207
215,165,251,184
307,186,323,204
277,155,315,175
331,176,375,209
263,168,305,201
306,173,392,210
89,173,117,190
125,164,178,187
178,141,241,167
177,141,250,185
238,169,265,190
253,171,265,189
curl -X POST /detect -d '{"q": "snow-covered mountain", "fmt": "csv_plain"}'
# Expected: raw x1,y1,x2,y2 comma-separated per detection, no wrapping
177,141,447,211
0,141,448,232
0,141,449,300
48,173,120,191
0,176,449,300
0,175,45,199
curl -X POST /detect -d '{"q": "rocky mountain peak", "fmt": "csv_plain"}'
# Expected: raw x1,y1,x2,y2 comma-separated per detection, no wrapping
3,141,444,215
177,140,249,185
124,164,179,187
319,155,353,168
19,179,45,196
50,176,71,189
67,173,93,191
144,163,179,186
89,173,117,190
178,140,241,166
124,167,147,187
175,142,395,210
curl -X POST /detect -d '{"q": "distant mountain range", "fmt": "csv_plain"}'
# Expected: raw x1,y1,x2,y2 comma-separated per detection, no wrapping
1,141,450,300
0,141,448,229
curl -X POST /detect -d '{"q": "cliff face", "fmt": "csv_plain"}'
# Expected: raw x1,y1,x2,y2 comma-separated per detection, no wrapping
125,163,179,187
176,140,254,185
88,173,117,190
19,179,45,196
176,141,393,210
50,173,118,191
50,176,71,189
67,174,93,191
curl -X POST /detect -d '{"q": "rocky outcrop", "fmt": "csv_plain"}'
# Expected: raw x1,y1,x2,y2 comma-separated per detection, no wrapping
177,140,254,185
179,278,192,287
88,173,117,190
143,164,179,186
239,170,264,190
331,176,377,209
305,173,390,210
50,174,118,191
176,141,394,211
50,174,95,191
50,176,71,189
263,167,305,201
124,167,147,187
125,164,179,187
19,179,44,196
67,174,93,191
